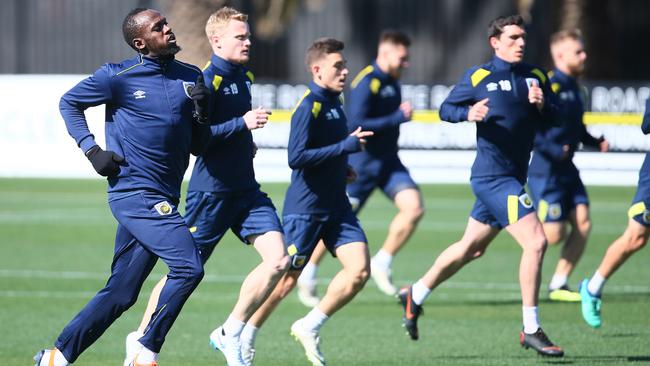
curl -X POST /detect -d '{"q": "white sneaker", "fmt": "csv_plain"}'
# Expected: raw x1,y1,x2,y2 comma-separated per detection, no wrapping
370,261,397,296
290,320,326,366
241,341,256,366
209,326,245,366
297,280,320,307
124,331,144,366
33,349,53,366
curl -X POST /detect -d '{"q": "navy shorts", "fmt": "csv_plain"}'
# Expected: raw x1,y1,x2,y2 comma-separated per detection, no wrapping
347,157,418,213
184,189,283,263
528,173,589,223
629,176,650,227
283,209,367,270
470,176,536,229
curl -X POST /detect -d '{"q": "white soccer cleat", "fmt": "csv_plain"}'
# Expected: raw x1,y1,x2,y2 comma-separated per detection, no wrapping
33,349,53,366
370,261,398,296
209,326,246,366
290,320,326,366
241,341,256,366
124,331,144,366
297,281,320,308
128,354,158,366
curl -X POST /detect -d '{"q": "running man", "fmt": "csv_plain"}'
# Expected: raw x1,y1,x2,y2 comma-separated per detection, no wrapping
238,38,373,366
122,7,289,366
528,29,609,302
296,30,422,302
397,15,564,357
579,99,650,328
35,8,208,366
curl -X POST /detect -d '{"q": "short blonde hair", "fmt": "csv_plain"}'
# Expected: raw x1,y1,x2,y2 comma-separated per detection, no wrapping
550,29,583,46
205,7,248,38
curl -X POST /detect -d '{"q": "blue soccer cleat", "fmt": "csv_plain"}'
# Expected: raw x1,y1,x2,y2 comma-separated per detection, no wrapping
579,279,602,328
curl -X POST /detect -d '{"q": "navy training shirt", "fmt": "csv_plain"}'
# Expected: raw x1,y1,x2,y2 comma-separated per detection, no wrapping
528,69,602,177
188,54,259,194
440,55,559,181
60,54,202,200
347,62,407,164
283,82,363,215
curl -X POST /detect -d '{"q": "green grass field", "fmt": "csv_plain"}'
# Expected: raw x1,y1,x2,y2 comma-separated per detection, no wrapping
1,178,648,365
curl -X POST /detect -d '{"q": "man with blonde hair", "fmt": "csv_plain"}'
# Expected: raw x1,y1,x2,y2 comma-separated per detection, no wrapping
528,29,608,302
123,7,289,366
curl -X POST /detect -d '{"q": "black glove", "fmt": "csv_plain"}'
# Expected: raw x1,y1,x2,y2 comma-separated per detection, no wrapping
85,145,124,177
191,74,210,124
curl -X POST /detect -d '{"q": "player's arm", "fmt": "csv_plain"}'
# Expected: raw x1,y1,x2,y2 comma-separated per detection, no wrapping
642,98,650,135
208,116,248,141
287,104,363,169
59,67,113,153
208,108,270,142
533,127,569,161
439,69,476,123
579,122,607,151
347,77,408,132
60,67,124,177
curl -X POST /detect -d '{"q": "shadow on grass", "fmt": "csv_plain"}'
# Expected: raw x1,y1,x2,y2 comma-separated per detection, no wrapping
569,355,650,363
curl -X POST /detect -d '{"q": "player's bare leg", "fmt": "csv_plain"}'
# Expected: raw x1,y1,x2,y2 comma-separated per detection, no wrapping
316,242,370,314
505,212,547,308
372,188,424,295
505,212,562,357
581,219,649,328
209,231,289,365
398,218,497,340
291,242,370,366
595,219,649,279
296,241,327,307
242,271,304,366
546,204,590,301
228,231,289,320
420,218,497,289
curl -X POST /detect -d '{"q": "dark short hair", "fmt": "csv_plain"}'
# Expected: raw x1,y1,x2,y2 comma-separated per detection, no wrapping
550,28,583,45
487,15,524,39
379,30,411,47
305,37,345,68
122,8,150,51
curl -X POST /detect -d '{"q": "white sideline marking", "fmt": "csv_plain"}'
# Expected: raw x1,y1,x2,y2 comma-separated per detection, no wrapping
1,269,649,295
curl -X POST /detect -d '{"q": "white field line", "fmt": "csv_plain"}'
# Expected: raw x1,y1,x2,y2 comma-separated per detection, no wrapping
1,269,648,296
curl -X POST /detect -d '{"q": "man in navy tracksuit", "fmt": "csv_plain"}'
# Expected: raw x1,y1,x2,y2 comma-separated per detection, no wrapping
398,15,564,357
241,38,373,366
296,30,421,301
124,7,288,366
528,30,608,302
34,9,207,366
579,99,650,328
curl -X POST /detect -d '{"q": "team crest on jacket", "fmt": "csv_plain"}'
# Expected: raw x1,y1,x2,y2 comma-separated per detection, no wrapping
292,255,307,268
154,201,173,215
548,203,562,220
519,193,533,208
182,82,195,99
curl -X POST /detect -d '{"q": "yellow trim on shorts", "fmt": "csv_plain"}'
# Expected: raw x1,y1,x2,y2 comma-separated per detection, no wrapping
287,244,298,256
507,195,519,225
628,202,646,219
537,199,549,222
